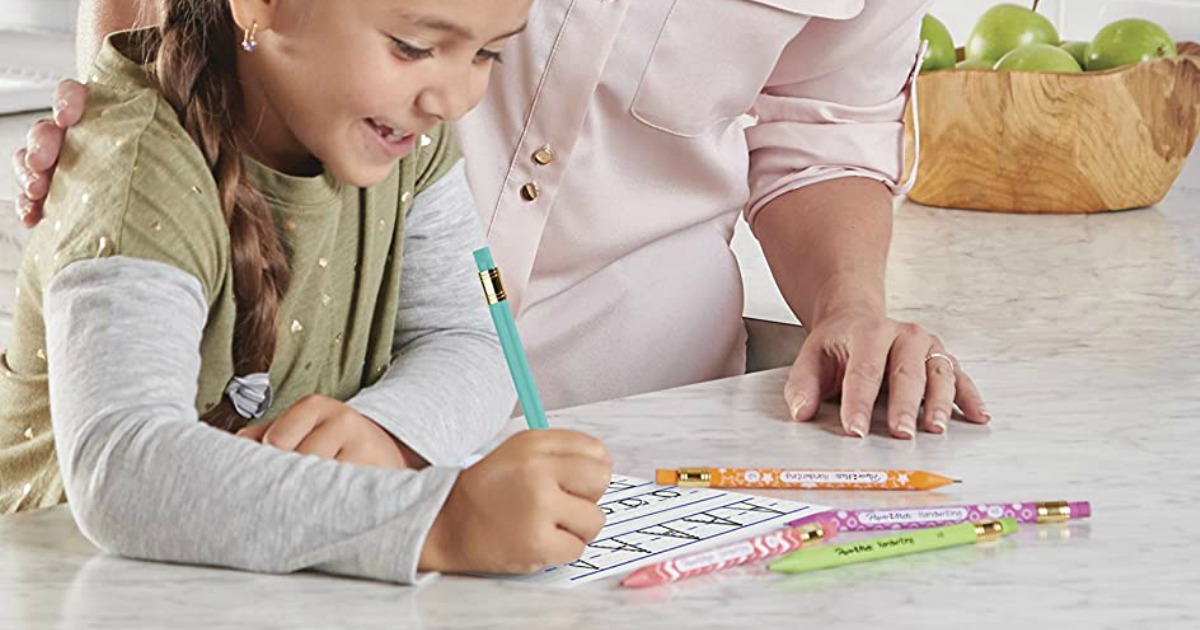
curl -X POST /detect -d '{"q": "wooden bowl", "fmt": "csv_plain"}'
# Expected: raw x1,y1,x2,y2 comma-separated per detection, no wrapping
904,42,1200,213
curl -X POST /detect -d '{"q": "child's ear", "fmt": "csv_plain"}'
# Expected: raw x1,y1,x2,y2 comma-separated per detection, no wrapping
228,0,281,35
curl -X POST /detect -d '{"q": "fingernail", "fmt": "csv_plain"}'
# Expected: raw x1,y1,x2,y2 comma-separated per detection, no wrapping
931,419,947,434
934,409,949,426
15,197,31,219
896,414,916,439
846,413,868,438
52,99,68,120
788,395,808,421
981,407,993,422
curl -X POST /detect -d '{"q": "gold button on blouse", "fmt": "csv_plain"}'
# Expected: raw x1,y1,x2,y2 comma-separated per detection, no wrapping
532,147,554,165
520,182,540,202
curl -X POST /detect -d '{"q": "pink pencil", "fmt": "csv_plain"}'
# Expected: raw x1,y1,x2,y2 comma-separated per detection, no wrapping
789,501,1092,531
621,520,838,589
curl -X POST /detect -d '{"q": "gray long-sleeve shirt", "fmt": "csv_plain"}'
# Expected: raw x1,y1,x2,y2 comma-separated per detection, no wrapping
42,164,513,584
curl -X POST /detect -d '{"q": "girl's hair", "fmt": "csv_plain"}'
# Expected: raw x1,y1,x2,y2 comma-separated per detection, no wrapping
141,2,291,432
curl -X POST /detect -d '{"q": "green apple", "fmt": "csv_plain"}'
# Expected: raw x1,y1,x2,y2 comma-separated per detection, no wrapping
1059,41,1089,67
956,59,995,70
920,14,957,72
1085,18,1176,71
965,3,1060,62
994,43,1083,72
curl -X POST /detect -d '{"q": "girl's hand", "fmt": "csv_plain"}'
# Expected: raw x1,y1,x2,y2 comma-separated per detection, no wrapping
419,429,611,575
236,395,428,470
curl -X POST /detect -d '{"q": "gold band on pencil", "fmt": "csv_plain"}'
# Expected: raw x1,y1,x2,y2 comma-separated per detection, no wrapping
676,468,713,487
478,268,506,304
1036,501,1071,523
973,519,1007,542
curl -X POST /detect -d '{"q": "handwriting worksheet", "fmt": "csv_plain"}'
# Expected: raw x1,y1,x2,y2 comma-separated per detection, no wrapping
496,474,827,587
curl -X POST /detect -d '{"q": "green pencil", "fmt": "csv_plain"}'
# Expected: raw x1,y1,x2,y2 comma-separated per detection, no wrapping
473,247,548,430
768,518,1018,574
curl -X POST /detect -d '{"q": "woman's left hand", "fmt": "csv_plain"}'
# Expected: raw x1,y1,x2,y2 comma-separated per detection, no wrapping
783,308,990,439
236,395,429,469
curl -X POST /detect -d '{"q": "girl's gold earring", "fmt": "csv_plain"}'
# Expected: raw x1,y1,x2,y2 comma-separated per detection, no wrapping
242,22,259,53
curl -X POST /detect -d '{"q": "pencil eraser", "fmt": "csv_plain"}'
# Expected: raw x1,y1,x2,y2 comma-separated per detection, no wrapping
1070,501,1092,519
655,469,678,485
472,247,495,271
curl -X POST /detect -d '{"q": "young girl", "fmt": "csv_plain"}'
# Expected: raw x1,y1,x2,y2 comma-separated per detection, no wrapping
0,0,610,583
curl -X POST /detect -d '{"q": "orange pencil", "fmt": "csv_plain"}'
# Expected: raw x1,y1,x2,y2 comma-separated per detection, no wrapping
655,467,959,491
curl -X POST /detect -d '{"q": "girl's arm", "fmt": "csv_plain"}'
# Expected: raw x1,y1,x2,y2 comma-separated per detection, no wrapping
46,257,457,584
344,163,515,466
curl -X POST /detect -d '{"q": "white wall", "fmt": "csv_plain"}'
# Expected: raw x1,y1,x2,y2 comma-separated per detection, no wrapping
0,0,79,33
930,0,1200,190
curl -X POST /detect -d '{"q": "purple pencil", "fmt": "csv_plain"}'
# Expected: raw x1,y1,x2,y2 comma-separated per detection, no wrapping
790,501,1091,531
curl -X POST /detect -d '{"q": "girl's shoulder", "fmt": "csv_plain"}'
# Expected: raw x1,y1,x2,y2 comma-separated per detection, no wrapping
408,122,463,197
29,73,228,303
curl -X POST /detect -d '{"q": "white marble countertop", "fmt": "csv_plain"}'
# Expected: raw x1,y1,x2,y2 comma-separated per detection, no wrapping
3,184,1200,627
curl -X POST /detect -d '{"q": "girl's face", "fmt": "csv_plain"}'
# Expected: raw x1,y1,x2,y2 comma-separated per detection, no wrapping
232,0,531,185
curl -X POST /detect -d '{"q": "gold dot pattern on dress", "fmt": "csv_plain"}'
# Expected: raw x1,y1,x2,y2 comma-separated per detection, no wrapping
149,220,161,232
36,348,46,362
321,294,332,307
401,191,412,204
317,258,329,269
53,220,62,232
290,320,304,334
334,332,344,345
283,220,297,233
81,193,91,205
23,427,33,440
378,219,387,232
191,186,202,195
96,236,111,257
420,135,432,148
